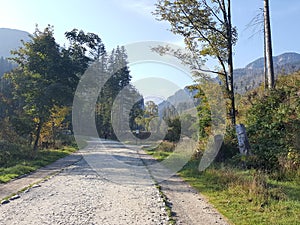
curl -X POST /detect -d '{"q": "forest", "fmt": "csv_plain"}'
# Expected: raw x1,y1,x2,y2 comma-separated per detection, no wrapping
0,25,144,170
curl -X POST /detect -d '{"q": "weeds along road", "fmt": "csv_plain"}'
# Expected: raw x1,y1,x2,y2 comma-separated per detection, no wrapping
0,139,228,225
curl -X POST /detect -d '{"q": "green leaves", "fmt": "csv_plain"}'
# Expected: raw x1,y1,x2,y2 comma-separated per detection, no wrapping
246,73,300,170
2,25,106,151
153,0,237,125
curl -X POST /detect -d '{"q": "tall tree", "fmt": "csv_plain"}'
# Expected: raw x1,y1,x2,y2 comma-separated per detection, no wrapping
8,26,104,152
9,26,69,152
264,0,275,89
153,0,237,126
95,46,134,139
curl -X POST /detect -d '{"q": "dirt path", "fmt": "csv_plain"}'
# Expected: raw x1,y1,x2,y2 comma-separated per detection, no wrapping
0,139,229,224
139,149,230,225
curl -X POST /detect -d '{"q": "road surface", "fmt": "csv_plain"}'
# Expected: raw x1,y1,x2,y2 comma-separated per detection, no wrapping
0,139,229,225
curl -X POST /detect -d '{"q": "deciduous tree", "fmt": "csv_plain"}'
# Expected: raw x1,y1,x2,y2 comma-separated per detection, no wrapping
153,0,237,125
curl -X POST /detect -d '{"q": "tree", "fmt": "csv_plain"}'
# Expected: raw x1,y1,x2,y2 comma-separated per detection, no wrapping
95,46,134,139
9,26,68,152
153,0,237,126
164,116,181,142
246,3,274,90
264,0,275,89
140,101,159,131
8,25,104,152
145,100,158,117
0,57,16,78
65,28,106,71
40,105,71,147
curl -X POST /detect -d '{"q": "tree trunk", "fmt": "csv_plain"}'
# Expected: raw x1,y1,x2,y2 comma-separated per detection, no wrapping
264,27,268,90
264,0,275,89
227,0,236,126
33,119,43,154
236,124,251,156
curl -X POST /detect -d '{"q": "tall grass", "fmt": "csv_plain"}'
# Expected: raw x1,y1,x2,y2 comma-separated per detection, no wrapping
179,160,300,225
146,141,300,225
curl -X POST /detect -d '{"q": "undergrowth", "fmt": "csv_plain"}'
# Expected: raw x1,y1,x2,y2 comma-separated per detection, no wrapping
146,141,300,225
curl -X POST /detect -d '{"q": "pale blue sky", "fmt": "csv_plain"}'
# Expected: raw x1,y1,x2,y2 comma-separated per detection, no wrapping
0,0,300,89
1,0,300,67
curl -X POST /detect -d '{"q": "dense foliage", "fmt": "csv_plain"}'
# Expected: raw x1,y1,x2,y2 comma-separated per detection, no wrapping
0,25,143,160
154,0,237,125
244,72,300,172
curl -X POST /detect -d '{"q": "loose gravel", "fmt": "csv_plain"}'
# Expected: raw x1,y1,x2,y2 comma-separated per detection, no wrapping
0,139,229,225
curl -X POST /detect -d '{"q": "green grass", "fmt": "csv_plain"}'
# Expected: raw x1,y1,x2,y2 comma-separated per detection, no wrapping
144,141,176,161
146,144,300,225
179,160,300,225
145,149,173,161
0,146,77,183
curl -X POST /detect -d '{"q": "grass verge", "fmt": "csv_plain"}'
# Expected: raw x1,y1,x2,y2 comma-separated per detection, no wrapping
181,160,300,225
145,143,300,225
144,141,175,162
0,146,77,183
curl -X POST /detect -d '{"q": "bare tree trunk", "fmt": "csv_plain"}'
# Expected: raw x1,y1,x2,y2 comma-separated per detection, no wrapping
227,0,236,126
263,22,268,90
264,0,275,89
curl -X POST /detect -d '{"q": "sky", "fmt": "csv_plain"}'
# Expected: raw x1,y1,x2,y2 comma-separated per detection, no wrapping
1,0,300,91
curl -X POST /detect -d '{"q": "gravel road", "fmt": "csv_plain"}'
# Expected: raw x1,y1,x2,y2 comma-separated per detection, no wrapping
0,139,229,225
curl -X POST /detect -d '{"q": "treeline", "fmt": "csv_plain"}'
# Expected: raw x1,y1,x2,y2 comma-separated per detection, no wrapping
154,72,300,175
0,57,16,78
94,46,144,139
0,25,142,160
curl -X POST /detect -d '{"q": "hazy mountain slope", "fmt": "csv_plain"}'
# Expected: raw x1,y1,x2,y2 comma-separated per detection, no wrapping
0,28,30,58
0,28,30,77
233,52,300,93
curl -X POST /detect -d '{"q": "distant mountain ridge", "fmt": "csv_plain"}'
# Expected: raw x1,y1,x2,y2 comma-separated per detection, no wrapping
158,87,199,117
245,52,300,69
0,28,31,77
157,52,300,113
234,52,300,93
0,28,30,58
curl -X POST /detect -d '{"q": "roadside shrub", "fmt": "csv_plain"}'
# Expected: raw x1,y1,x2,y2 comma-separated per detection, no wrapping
245,73,300,172
164,117,181,142
216,127,239,163
57,133,75,146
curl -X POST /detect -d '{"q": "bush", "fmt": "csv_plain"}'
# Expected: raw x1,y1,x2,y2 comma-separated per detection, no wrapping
245,72,300,172
216,126,239,163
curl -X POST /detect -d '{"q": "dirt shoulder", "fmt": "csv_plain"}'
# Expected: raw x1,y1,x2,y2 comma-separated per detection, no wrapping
139,149,230,225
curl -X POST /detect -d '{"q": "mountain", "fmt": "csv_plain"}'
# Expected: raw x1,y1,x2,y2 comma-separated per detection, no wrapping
157,52,300,114
234,52,300,93
158,87,199,117
0,28,30,58
246,52,300,69
0,28,30,77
